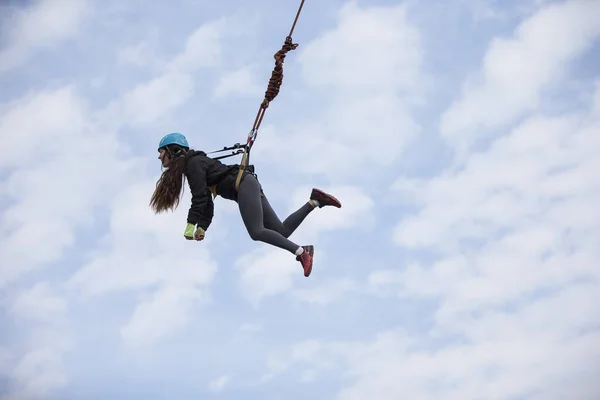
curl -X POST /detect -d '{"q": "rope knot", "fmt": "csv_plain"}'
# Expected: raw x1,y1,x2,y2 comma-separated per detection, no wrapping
261,37,299,107
249,0,305,140
284,35,299,51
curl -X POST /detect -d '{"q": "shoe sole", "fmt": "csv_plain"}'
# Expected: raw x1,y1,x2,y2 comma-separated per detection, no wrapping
303,245,314,277
312,189,342,208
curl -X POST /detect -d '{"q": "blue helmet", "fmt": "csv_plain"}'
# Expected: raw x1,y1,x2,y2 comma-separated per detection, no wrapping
158,132,189,150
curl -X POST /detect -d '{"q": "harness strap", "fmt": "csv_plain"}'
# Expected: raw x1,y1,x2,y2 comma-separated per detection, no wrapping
208,185,217,198
234,150,249,191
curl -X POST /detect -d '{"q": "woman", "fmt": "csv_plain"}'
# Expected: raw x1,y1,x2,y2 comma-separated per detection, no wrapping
149,132,342,277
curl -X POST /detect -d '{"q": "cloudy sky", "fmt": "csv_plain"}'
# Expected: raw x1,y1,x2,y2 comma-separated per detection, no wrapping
1,0,599,399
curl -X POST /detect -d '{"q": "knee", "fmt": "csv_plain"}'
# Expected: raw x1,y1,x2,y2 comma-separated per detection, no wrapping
269,227,290,238
270,222,291,238
247,228,262,241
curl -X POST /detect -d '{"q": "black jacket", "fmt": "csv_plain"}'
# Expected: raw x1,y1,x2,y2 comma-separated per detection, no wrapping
184,150,248,230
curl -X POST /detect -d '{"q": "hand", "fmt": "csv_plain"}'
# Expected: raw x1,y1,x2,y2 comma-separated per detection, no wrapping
194,226,205,241
184,223,206,241
184,223,196,240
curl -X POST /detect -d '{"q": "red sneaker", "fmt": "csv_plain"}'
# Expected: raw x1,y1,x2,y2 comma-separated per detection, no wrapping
296,245,314,277
310,188,342,208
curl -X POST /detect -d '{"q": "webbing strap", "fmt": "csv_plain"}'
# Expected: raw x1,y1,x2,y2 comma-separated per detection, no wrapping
234,150,249,190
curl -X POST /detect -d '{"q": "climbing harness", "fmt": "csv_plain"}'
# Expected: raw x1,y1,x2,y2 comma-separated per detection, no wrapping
207,0,305,191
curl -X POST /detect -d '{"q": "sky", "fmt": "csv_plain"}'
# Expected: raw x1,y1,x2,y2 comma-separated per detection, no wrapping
0,0,599,399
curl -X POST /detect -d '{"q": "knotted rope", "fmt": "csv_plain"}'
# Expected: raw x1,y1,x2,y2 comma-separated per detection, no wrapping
252,36,299,133
235,0,305,190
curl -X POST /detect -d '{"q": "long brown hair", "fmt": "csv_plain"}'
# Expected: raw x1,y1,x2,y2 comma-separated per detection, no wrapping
150,147,190,214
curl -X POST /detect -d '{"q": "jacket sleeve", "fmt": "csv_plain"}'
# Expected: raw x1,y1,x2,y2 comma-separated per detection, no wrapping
185,156,214,230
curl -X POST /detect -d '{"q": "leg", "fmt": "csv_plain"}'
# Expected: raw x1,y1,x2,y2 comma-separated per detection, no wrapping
261,194,314,238
237,175,301,255
259,186,342,238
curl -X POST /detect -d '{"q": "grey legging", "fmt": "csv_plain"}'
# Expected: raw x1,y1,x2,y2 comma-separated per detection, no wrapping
237,173,313,254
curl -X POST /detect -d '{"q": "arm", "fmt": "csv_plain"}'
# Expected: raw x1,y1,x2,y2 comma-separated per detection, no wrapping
185,156,214,231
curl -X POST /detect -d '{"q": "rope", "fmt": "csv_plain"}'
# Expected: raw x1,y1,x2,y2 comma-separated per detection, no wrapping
252,0,305,133
252,36,299,131
235,0,305,190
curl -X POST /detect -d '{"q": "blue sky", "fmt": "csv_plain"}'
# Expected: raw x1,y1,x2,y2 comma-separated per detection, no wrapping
1,0,599,399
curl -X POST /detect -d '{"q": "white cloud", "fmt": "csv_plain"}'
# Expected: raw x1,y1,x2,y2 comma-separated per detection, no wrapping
459,0,503,22
208,374,230,393
117,41,160,68
9,347,69,400
441,0,600,152
166,17,236,74
235,247,299,308
109,71,195,127
259,304,600,399
0,0,90,73
259,339,346,385
0,83,119,400
239,323,263,333
121,284,209,348
345,25,600,400
99,15,248,129
292,278,357,305
393,104,600,255
3,282,71,400
10,283,67,323
67,181,218,346
593,79,600,115
387,97,600,341
0,86,87,169
213,65,262,99
252,1,425,180
0,86,134,288
300,1,423,95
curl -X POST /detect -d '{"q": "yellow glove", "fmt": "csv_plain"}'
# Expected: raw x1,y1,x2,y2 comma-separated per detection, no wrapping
184,223,195,240
184,223,205,241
